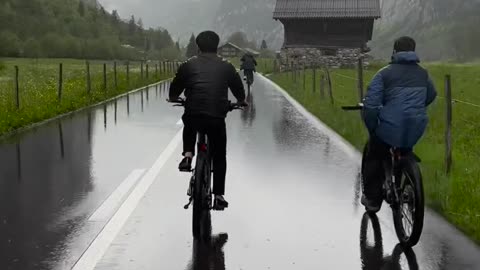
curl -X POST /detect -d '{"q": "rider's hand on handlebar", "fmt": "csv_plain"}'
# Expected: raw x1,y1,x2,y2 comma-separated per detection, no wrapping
167,97,184,103
237,100,249,107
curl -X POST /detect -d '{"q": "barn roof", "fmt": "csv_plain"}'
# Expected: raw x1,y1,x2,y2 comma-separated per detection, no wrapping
273,0,381,19
219,42,245,51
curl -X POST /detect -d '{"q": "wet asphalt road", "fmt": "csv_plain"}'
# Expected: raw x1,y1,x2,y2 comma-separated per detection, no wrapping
1,75,480,270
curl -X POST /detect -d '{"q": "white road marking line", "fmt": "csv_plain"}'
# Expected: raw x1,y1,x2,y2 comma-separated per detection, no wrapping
88,169,146,222
72,129,183,270
176,119,183,126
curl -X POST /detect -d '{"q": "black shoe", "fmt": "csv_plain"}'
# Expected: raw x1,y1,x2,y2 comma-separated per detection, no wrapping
361,194,381,213
214,195,229,210
179,157,192,172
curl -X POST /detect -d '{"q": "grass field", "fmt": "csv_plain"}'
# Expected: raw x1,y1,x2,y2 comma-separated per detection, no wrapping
0,58,172,136
228,57,275,74
270,64,480,243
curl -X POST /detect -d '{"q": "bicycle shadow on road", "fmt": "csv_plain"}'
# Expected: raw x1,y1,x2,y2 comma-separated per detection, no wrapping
187,212,228,270
360,213,419,270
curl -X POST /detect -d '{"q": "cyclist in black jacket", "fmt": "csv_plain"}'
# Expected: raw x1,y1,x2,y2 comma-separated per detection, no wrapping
240,52,257,84
169,31,247,208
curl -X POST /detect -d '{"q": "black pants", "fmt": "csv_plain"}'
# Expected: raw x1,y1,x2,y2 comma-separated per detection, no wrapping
363,136,411,204
182,115,227,195
243,69,254,84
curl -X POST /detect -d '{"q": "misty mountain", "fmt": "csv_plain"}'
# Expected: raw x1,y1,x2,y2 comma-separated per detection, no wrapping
151,0,282,48
158,0,480,60
212,0,283,49
371,0,480,61
152,0,221,44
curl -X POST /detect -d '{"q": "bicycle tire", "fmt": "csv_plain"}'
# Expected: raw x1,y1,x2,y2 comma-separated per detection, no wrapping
192,154,206,238
392,156,425,247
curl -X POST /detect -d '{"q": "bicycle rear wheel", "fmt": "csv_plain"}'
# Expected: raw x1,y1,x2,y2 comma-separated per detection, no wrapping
192,154,212,239
392,157,424,247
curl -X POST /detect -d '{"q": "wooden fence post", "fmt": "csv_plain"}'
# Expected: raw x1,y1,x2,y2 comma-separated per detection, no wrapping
114,61,118,90
141,62,144,79
103,63,107,92
146,64,149,79
126,61,130,86
320,73,325,99
15,66,19,109
445,74,453,174
290,61,293,79
155,64,158,77
357,57,364,101
303,65,307,90
58,63,63,101
86,61,91,94
325,67,334,104
312,67,316,93
162,62,166,74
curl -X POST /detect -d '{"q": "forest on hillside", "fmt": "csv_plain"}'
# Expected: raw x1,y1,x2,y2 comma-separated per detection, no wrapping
0,0,182,60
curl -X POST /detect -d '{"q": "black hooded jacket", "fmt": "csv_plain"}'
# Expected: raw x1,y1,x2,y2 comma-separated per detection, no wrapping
169,53,246,118
240,54,257,70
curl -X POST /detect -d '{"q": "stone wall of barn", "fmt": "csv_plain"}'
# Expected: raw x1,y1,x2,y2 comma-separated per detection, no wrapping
278,47,370,70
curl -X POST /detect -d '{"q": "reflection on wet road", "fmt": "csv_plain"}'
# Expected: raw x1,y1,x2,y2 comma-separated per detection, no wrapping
0,76,480,269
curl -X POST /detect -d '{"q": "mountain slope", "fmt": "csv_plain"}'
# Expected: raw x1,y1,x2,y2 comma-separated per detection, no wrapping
209,0,480,60
147,0,480,60
371,0,480,61
212,0,283,49
0,0,177,59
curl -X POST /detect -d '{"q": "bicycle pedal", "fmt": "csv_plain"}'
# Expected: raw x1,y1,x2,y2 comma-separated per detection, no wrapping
212,206,225,211
183,197,193,209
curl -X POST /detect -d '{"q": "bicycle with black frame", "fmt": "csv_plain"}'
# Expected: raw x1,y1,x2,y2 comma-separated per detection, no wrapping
168,98,244,238
243,69,254,94
343,103,425,248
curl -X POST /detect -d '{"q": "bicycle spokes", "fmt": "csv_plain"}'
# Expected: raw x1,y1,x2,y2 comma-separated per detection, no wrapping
399,175,416,239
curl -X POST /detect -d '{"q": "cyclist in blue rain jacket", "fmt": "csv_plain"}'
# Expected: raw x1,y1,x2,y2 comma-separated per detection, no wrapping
361,36,437,212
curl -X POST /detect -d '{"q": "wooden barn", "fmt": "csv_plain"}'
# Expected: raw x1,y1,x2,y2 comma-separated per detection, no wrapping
218,42,245,58
273,0,381,68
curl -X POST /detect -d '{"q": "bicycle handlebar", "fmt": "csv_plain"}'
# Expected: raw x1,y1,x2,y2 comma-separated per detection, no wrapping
341,103,364,111
228,102,247,111
167,99,247,111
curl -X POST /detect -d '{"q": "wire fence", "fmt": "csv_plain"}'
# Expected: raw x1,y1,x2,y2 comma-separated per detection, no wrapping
0,59,181,135
271,57,478,175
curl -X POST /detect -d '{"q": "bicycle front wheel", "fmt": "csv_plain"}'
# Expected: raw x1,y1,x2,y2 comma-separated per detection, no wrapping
392,157,425,247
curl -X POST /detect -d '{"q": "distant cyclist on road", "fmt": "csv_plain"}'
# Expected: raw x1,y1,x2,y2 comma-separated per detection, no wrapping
361,36,437,212
169,31,247,209
240,52,257,85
